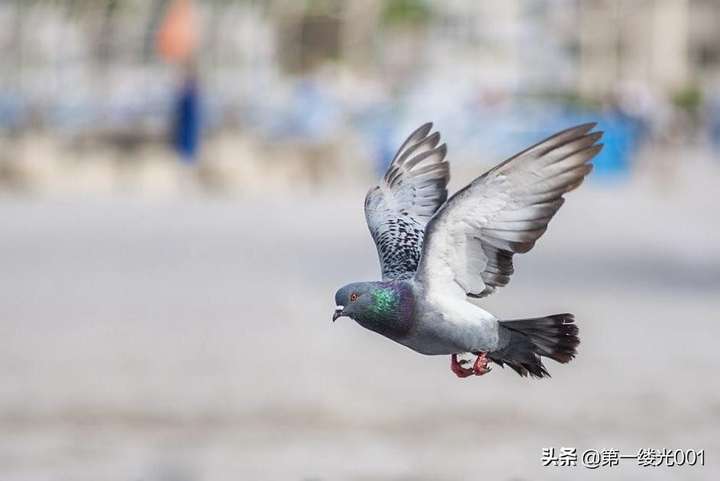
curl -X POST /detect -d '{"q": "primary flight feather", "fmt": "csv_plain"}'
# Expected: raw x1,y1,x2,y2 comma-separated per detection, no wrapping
333,122,603,378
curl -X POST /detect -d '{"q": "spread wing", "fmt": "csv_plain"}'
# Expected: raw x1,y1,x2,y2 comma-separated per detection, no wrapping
416,123,603,297
364,123,449,280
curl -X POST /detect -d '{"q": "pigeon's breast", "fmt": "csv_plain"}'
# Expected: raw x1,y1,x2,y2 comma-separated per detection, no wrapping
401,292,501,355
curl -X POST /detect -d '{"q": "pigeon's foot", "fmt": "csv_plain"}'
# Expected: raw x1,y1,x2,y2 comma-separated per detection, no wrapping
450,354,474,378
472,352,492,376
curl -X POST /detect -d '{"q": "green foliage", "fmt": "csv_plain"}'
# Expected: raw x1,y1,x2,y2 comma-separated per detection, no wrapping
381,0,432,27
672,85,703,114
305,0,344,16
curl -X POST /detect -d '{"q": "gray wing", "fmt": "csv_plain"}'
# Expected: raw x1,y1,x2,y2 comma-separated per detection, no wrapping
416,123,603,298
364,123,449,280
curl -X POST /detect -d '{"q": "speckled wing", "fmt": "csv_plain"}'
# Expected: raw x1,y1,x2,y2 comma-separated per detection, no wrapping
365,123,449,281
416,123,603,298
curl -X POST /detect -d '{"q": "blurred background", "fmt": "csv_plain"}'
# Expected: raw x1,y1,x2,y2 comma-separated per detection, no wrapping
0,0,718,480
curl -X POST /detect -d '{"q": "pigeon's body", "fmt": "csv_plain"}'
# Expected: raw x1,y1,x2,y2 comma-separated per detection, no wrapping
405,281,500,355
333,122,602,378
338,279,500,355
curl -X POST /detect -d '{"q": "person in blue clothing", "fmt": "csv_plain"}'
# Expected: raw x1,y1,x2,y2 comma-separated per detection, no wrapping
172,64,201,165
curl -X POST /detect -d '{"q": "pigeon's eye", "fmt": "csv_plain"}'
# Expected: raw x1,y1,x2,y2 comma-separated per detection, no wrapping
350,292,359,302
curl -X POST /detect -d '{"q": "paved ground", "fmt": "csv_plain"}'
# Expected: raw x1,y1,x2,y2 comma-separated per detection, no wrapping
0,158,719,480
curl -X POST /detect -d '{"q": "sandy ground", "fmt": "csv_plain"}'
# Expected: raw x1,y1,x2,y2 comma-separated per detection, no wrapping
0,159,719,481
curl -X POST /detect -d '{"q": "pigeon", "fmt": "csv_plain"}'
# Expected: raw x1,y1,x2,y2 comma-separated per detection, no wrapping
333,122,603,378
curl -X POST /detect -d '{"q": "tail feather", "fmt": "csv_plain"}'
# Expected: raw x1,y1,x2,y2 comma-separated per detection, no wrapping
488,313,579,378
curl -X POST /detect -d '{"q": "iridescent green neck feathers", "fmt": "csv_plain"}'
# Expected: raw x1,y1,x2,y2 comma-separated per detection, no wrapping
370,287,398,315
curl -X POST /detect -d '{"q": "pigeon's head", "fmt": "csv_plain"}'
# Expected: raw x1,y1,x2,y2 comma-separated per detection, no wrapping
334,282,376,322
333,282,402,323
332,281,414,339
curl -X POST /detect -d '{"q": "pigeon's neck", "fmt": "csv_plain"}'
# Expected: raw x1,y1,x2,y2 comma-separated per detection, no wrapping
355,281,414,339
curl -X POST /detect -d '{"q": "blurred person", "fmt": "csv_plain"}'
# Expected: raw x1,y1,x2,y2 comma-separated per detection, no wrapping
157,0,202,184
172,63,202,166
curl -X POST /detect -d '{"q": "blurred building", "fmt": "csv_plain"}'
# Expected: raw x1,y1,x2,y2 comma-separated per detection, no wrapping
0,0,718,192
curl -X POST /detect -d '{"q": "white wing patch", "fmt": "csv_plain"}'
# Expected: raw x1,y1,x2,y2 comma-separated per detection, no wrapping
417,123,603,298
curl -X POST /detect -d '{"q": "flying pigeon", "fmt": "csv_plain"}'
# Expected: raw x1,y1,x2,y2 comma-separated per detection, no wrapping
332,122,603,378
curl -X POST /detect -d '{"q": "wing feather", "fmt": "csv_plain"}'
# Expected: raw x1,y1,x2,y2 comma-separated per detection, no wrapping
416,123,603,297
365,123,450,280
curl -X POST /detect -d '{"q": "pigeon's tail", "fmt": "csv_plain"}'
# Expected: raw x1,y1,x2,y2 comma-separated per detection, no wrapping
488,314,579,378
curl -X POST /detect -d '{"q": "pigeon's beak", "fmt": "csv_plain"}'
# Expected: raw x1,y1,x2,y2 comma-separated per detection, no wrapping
332,305,344,322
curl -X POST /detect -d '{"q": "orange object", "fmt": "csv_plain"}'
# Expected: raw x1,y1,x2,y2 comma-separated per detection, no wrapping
156,0,197,63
